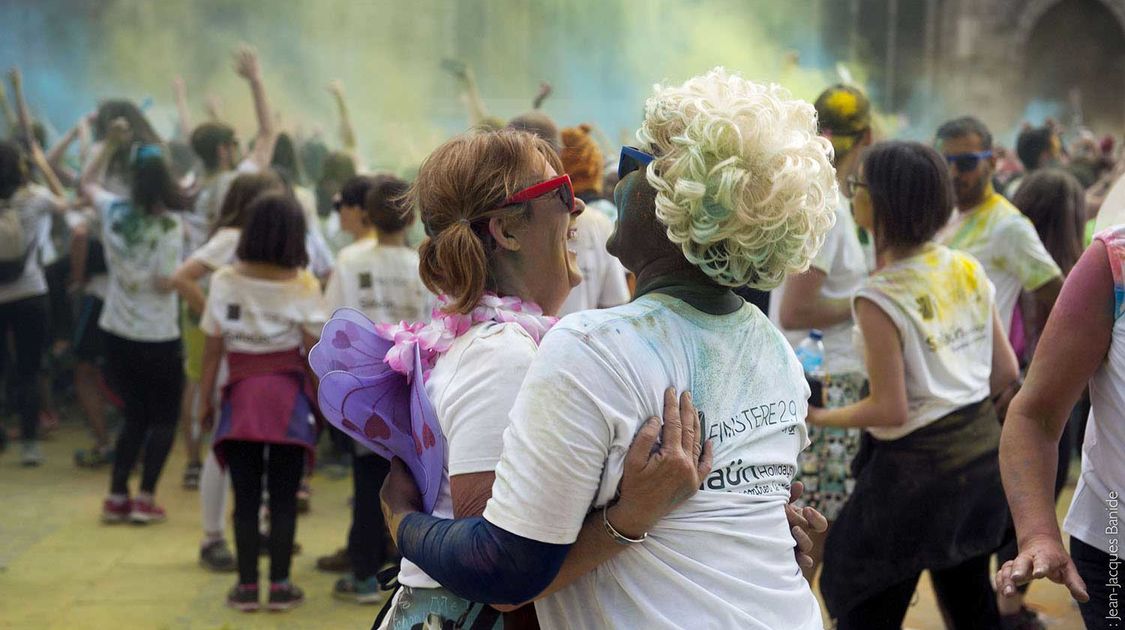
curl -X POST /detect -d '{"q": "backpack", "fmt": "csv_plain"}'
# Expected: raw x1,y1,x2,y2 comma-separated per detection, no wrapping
0,198,31,283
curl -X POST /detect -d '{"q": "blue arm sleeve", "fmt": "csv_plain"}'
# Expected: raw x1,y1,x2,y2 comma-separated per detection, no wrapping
397,512,571,605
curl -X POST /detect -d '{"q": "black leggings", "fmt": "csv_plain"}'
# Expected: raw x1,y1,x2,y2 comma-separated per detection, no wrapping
349,454,391,580
226,441,305,585
105,333,183,495
0,295,47,442
837,553,999,630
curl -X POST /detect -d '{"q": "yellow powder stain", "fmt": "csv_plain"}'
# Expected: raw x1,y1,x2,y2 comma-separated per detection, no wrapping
824,90,859,118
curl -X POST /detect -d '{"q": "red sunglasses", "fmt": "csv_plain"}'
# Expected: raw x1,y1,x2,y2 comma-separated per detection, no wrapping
501,174,581,215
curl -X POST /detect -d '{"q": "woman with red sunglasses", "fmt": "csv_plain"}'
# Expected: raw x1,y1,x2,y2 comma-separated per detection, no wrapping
357,129,722,629
379,68,837,629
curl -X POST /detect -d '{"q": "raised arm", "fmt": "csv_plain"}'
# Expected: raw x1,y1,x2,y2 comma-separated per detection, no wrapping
234,45,276,170
0,79,16,134
44,121,81,188
8,67,65,197
80,119,130,202
442,59,489,127
172,75,192,140
326,80,356,155
532,81,553,110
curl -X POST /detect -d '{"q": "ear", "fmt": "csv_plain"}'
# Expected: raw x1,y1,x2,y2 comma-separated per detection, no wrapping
488,215,522,252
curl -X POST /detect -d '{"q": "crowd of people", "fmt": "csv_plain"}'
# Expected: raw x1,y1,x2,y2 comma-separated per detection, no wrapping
3,42,1125,629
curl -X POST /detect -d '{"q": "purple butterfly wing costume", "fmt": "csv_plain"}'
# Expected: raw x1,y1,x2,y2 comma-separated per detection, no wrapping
309,308,445,514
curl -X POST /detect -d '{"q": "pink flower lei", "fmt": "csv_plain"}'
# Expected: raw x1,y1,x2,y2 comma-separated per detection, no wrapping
374,293,558,380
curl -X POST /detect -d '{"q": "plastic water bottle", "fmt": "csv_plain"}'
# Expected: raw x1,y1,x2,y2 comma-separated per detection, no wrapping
795,330,826,406
795,329,825,378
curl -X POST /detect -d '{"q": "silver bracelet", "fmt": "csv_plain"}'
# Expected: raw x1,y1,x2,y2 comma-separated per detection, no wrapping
602,504,647,545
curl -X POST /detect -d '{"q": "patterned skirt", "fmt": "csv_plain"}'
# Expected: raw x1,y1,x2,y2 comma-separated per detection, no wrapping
794,371,866,520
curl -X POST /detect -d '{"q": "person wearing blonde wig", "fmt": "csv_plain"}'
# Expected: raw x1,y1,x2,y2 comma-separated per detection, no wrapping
381,68,836,629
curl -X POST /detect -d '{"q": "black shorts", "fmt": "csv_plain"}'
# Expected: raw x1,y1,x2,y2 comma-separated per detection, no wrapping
72,294,105,362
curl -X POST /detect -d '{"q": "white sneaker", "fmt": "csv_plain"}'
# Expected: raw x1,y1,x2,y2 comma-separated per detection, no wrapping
20,441,43,467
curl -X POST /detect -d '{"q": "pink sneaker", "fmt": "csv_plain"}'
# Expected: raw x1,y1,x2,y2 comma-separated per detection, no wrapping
101,497,132,524
129,498,167,524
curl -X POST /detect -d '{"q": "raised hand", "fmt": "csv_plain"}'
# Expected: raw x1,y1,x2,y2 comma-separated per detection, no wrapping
327,79,344,98
232,44,261,81
7,66,21,89
172,75,186,97
440,58,469,81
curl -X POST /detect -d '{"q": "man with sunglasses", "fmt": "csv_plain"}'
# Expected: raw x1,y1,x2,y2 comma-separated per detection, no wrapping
935,116,1063,630
935,116,1062,344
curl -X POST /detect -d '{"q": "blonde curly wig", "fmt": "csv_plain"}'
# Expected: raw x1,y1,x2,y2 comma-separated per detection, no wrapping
637,67,838,289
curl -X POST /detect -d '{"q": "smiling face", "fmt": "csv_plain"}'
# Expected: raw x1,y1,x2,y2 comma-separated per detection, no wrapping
498,157,584,315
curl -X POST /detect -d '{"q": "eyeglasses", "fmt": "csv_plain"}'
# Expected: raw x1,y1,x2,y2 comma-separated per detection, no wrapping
501,173,580,215
944,150,992,173
845,174,868,197
618,146,656,180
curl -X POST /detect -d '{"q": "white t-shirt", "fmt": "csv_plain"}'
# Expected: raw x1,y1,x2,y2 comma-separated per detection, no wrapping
184,161,261,255
190,227,241,270
558,210,631,316
322,237,433,324
199,266,326,354
185,171,235,255
1065,226,1125,554
770,203,869,375
295,186,335,280
398,322,539,589
0,184,56,304
484,293,822,630
94,190,183,342
854,244,994,440
939,192,1061,335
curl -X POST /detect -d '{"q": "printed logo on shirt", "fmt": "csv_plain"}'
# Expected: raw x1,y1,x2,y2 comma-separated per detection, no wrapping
226,304,241,321
701,400,800,447
358,272,373,289
916,295,936,320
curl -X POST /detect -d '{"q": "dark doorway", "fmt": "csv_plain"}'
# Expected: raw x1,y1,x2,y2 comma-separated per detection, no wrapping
1025,0,1125,133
